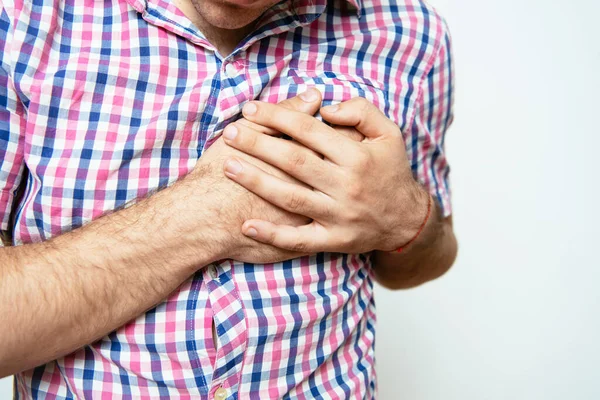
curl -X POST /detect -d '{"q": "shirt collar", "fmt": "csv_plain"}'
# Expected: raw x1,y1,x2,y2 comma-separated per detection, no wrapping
123,0,363,52
127,0,362,22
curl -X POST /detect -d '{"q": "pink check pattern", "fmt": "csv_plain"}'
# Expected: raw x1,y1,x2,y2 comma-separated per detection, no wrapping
0,0,454,397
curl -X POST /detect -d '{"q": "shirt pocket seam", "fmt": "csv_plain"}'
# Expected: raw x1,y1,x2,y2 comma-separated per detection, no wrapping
286,68,387,94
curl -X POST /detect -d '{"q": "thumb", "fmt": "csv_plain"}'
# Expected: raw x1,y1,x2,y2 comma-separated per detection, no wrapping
236,88,322,136
278,87,322,115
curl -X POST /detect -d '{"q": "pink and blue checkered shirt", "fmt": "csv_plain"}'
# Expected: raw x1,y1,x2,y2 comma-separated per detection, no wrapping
0,0,453,397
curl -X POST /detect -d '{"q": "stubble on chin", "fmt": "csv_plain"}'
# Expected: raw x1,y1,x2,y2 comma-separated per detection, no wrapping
188,0,272,30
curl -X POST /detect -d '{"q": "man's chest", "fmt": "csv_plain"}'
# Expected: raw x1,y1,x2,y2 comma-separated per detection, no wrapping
9,0,431,241
16,16,400,145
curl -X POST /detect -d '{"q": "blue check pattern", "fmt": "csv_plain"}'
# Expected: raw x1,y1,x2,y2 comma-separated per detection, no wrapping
0,0,454,397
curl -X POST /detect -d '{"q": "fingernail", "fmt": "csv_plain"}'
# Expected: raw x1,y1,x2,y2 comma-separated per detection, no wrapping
322,104,339,113
243,102,257,116
299,88,318,102
224,159,243,175
245,227,258,238
223,124,238,141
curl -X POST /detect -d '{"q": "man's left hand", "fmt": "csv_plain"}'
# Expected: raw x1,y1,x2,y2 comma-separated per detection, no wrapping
221,96,431,254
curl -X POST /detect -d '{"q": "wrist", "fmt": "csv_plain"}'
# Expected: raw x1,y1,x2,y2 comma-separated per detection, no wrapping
160,177,232,267
379,181,432,252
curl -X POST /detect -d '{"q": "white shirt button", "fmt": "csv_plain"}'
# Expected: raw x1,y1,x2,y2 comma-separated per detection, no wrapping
225,62,237,78
214,387,227,400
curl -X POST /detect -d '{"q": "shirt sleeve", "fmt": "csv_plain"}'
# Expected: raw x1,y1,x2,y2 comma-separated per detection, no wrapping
0,6,27,245
407,24,455,217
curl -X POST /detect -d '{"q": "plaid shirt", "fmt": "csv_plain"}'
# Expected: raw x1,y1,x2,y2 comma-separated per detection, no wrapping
0,0,453,397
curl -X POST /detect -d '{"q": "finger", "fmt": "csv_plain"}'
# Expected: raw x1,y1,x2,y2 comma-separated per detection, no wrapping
236,118,281,136
241,101,358,164
223,157,334,220
320,97,401,140
287,138,325,160
332,125,365,142
235,88,323,136
235,121,327,163
222,123,336,191
241,220,329,253
278,87,323,115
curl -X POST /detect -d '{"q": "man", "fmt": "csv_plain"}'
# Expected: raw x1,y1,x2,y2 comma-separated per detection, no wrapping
0,0,457,397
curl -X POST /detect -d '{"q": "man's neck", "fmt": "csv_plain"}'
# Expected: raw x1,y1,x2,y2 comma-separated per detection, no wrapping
173,0,257,56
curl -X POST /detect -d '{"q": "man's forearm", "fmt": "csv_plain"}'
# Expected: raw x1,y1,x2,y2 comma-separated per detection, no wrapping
0,94,326,377
372,196,457,290
0,173,226,378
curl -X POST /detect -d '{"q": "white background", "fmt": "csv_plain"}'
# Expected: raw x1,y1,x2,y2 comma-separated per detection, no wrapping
2,0,599,398
375,0,600,399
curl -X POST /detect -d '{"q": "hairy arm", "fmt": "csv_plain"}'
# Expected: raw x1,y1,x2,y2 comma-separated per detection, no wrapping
0,171,224,377
0,93,320,378
372,203,457,290
373,26,457,289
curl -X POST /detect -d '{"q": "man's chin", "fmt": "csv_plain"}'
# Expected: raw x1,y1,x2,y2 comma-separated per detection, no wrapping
221,0,262,7
198,4,265,30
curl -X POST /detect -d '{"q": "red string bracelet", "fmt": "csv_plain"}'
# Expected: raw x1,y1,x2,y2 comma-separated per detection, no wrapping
393,194,433,253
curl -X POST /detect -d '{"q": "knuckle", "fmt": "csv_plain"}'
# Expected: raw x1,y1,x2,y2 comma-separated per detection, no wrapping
286,192,307,212
345,210,362,224
278,98,300,111
245,130,259,151
287,150,308,170
243,166,261,187
338,234,355,250
356,96,369,106
357,98,376,118
290,240,309,253
321,203,336,221
298,116,316,134
267,229,278,245
351,96,369,111
346,182,363,200
354,148,371,168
